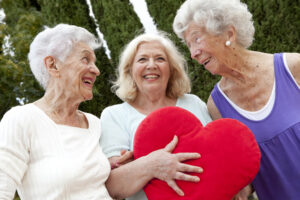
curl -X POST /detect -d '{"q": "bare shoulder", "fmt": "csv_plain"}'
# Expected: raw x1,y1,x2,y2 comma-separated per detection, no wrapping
285,53,300,85
207,95,222,120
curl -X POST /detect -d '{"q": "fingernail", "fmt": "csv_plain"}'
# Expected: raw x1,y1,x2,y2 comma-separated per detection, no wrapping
195,177,200,182
197,167,203,173
180,191,184,196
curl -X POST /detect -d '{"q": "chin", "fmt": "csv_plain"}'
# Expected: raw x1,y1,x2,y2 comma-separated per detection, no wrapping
205,66,219,75
83,93,93,101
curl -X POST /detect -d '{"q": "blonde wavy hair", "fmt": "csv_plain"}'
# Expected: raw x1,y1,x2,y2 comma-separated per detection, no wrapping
112,32,191,102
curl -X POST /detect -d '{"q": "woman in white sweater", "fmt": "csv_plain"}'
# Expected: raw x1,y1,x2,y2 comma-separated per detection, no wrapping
0,24,112,200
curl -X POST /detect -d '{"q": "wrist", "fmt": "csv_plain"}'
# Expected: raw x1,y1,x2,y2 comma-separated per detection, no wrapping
138,154,157,179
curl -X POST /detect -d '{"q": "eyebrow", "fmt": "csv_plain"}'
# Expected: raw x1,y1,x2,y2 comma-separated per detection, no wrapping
184,30,199,43
81,50,93,55
136,53,167,58
190,31,202,38
185,30,202,44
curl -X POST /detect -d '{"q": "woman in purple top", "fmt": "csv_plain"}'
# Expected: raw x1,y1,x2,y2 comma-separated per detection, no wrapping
173,0,300,200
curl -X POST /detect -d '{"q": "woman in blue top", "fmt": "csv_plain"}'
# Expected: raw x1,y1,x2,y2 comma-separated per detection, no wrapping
173,0,300,200
100,32,212,200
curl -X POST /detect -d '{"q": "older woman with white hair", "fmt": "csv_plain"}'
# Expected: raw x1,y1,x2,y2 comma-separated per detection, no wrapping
0,24,112,199
100,32,212,200
173,0,300,200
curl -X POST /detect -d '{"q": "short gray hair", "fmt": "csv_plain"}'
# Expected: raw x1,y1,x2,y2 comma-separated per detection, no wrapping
113,32,191,102
173,0,255,48
28,24,101,89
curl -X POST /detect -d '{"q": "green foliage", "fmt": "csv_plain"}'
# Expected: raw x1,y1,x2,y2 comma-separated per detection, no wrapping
37,0,95,31
92,0,143,62
243,0,300,53
0,0,44,117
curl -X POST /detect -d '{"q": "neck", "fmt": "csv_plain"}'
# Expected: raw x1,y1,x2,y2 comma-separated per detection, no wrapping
220,49,263,85
130,91,176,115
35,83,84,126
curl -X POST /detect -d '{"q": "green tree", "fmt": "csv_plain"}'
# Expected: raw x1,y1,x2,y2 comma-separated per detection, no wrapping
0,23,20,117
0,0,44,117
243,0,300,53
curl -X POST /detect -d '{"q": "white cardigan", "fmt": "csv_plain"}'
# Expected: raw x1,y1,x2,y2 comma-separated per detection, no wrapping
0,104,112,200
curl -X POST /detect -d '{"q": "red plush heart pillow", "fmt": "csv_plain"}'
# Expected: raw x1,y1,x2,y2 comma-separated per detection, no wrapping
133,106,261,200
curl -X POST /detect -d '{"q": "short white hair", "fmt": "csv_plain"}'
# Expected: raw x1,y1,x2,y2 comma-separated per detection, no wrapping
173,0,255,48
113,32,191,102
28,24,101,89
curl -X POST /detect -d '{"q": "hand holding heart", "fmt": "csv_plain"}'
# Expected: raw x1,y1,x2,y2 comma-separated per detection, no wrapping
145,135,203,196
133,107,261,200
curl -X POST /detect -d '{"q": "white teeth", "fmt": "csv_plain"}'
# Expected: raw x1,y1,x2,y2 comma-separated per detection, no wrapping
144,75,159,79
83,79,92,84
203,59,210,66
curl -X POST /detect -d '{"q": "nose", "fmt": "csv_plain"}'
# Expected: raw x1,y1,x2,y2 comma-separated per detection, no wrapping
190,46,201,60
90,63,100,76
146,58,157,69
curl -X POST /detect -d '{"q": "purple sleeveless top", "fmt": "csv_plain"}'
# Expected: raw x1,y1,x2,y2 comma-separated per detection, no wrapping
211,53,300,200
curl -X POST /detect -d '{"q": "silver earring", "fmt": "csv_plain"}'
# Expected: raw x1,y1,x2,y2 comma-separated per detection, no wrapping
225,40,231,46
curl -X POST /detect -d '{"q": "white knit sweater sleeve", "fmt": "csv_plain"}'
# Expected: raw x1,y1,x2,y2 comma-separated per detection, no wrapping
0,169,17,200
0,106,30,187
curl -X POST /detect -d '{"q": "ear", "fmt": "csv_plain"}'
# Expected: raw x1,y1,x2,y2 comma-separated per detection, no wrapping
225,25,237,43
44,56,60,77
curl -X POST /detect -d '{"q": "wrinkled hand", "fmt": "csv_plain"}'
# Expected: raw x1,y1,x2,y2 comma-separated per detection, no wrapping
232,185,252,200
147,135,203,196
109,150,134,169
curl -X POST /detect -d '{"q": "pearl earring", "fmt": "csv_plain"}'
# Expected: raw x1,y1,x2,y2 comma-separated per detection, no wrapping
225,40,231,46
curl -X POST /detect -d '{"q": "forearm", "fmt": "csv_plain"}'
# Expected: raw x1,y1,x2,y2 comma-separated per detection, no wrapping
105,155,153,199
105,136,202,199
0,170,17,200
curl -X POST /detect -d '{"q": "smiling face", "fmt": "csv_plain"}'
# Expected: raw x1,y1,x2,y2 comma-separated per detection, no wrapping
184,22,229,75
58,42,100,101
131,41,171,98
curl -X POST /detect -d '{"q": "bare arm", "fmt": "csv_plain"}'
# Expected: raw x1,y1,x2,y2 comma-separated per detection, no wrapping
109,150,134,169
286,53,300,86
231,185,253,200
105,136,203,199
207,95,222,120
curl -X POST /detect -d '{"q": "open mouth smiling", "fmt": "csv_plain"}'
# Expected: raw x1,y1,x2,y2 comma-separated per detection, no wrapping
143,74,160,80
203,57,211,66
82,77,95,87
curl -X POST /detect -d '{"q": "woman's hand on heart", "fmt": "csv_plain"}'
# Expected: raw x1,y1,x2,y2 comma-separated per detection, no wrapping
146,135,203,196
